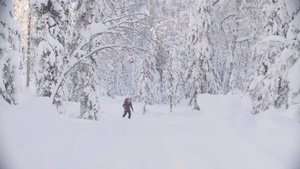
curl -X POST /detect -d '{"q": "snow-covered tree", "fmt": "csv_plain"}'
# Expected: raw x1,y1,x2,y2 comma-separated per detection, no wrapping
78,65,100,120
164,0,192,106
218,0,261,94
51,0,148,119
143,0,169,104
285,3,300,110
12,0,29,79
143,0,192,106
164,48,185,112
0,0,21,105
30,0,72,97
137,44,159,114
63,0,110,119
250,0,292,114
186,0,219,110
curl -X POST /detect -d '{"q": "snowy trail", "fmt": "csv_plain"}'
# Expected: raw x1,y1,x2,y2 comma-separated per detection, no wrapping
1,96,300,169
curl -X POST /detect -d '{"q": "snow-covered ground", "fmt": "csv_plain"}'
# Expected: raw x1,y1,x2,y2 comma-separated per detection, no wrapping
1,90,300,169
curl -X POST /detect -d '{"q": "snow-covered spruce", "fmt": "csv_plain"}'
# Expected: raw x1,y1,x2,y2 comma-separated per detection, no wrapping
30,0,72,97
0,0,21,105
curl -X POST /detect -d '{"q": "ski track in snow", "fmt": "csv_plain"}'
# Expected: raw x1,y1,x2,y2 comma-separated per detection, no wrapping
0,96,300,169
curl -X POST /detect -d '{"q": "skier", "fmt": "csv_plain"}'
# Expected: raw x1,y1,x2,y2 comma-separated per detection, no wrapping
122,98,134,119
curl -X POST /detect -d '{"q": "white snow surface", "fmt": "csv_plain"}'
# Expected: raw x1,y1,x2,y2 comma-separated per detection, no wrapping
0,91,300,169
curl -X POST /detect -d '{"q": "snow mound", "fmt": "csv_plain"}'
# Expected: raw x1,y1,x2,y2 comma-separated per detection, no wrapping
197,93,257,130
197,93,252,117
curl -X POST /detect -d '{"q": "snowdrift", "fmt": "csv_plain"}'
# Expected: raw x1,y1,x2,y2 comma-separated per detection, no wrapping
0,93,300,169
197,93,252,117
197,93,300,169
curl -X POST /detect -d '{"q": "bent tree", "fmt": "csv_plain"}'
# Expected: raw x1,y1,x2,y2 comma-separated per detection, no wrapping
50,0,150,120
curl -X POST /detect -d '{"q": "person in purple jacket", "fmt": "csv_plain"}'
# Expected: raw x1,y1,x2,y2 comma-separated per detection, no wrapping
122,98,134,119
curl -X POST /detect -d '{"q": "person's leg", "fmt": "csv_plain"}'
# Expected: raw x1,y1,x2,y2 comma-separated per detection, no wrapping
128,111,131,119
122,110,127,118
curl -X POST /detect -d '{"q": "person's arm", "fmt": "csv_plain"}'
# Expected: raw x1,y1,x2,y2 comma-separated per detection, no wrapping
130,103,134,111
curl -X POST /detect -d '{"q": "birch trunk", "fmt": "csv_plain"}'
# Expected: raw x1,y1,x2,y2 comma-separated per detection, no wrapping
223,0,241,95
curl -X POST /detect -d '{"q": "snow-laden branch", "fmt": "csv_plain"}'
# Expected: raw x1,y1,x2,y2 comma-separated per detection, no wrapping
50,44,146,101
236,36,250,43
114,1,146,11
80,24,155,55
221,14,236,30
80,14,151,52
213,0,220,6
103,12,147,24
117,25,156,48
257,35,286,44
80,31,122,50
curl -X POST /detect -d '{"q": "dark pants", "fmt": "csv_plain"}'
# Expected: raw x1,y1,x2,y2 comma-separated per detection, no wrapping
123,110,131,119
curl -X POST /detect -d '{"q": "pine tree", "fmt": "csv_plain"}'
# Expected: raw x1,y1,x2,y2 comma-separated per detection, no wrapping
250,0,291,114
137,42,160,114
167,0,192,104
30,0,72,97
279,2,300,110
144,0,169,104
164,48,184,112
145,0,192,106
186,0,219,110
12,0,29,82
0,0,21,105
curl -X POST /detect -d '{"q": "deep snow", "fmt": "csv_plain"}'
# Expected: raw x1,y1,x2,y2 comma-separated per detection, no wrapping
0,91,300,169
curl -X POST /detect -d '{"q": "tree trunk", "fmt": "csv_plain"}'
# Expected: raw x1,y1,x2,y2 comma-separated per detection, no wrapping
194,98,200,110
169,95,172,112
189,90,200,110
26,2,31,87
223,0,240,95
223,54,234,94
143,100,146,114
223,28,237,95
80,95,85,118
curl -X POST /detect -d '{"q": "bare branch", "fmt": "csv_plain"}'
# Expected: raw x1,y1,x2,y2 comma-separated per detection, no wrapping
213,0,220,6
